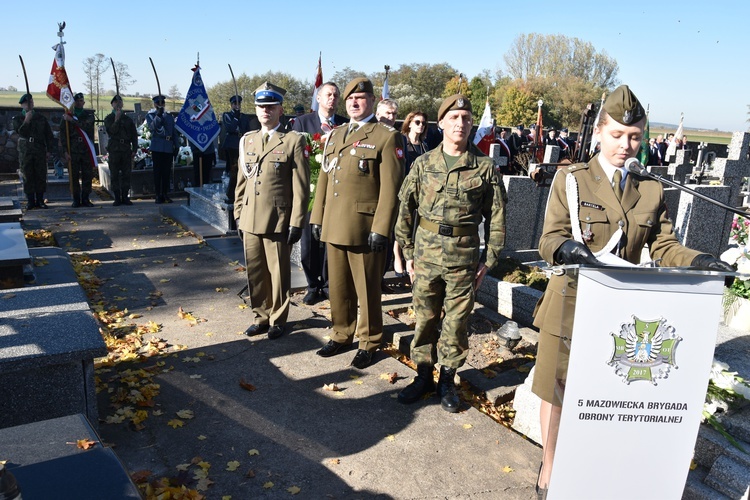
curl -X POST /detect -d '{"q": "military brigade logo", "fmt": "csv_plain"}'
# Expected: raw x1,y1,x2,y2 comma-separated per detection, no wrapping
456,98,465,108
622,109,633,124
608,316,681,385
357,82,366,91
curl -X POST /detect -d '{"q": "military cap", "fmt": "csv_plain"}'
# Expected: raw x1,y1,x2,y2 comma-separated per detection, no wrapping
254,82,286,105
111,95,123,104
561,128,569,133
437,94,472,121
342,77,374,100
152,95,166,103
602,85,646,126
74,92,85,101
229,95,242,104
293,104,305,114
516,124,524,131
19,94,32,104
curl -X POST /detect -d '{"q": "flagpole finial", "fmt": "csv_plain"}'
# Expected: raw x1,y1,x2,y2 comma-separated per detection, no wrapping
538,99,544,108
57,21,65,36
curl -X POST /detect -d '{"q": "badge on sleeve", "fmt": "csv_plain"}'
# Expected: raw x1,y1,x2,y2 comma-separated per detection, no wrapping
303,149,309,158
396,147,404,159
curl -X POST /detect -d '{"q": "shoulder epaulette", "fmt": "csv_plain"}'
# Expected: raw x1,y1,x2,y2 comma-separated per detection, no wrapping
376,122,396,132
565,162,589,173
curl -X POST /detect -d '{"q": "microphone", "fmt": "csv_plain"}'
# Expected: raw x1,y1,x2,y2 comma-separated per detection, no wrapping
624,157,647,176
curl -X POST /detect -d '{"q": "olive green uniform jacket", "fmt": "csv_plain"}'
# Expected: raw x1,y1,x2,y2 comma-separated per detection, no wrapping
531,156,701,403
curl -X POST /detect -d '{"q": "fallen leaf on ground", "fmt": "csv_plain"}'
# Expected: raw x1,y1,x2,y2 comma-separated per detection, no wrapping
226,461,240,471
167,419,184,428
239,379,256,392
323,383,340,392
287,486,301,495
197,435,207,440
159,279,170,283
215,287,228,293
463,424,473,430
502,466,514,473
386,435,395,441
328,458,340,465
245,469,256,478
130,470,152,483
263,482,274,489
247,449,260,456
75,439,97,450
176,409,194,419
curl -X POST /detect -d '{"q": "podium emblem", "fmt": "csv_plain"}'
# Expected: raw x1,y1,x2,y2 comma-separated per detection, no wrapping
608,316,681,385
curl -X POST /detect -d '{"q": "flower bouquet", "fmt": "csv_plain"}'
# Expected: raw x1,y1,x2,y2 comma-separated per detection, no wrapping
303,132,326,212
703,359,750,451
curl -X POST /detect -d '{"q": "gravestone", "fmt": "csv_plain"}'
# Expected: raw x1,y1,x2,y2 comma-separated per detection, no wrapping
543,145,560,164
0,222,31,289
500,176,549,260
488,143,508,170
711,131,750,208
667,149,693,185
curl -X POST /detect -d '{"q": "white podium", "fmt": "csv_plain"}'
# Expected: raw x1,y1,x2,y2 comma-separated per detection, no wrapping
547,266,728,500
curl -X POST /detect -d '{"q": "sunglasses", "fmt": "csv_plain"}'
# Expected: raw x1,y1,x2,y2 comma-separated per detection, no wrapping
413,120,425,125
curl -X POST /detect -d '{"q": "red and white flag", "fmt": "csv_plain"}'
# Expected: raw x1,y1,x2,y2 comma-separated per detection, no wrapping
310,53,323,112
46,43,74,110
473,98,494,155
534,101,544,163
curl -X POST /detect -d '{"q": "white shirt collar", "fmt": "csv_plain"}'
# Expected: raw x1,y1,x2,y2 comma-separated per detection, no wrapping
350,113,375,127
598,154,626,185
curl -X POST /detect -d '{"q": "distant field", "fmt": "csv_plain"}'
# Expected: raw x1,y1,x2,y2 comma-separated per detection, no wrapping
0,91,179,118
648,127,733,145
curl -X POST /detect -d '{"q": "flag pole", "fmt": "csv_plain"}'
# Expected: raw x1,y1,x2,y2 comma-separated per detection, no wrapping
56,22,75,196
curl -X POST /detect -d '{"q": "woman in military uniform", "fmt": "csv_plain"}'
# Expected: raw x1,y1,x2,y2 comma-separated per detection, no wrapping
532,85,732,496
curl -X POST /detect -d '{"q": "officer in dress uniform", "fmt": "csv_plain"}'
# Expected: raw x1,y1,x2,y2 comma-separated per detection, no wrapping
13,94,55,209
310,77,404,369
104,95,138,206
234,82,309,340
146,95,180,204
221,95,259,204
59,92,96,207
394,94,506,412
530,85,733,496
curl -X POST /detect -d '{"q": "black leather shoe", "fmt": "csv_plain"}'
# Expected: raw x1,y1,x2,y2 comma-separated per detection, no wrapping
122,198,133,206
397,365,435,404
316,340,346,357
244,323,270,336
37,201,49,209
164,195,173,203
302,289,320,305
81,199,94,207
267,325,284,339
350,349,373,369
71,200,81,208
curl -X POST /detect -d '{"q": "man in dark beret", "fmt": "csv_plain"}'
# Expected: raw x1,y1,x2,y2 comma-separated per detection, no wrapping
310,77,404,369
530,84,732,496
13,94,55,209
59,92,97,207
394,94,506,412
104,95,138,206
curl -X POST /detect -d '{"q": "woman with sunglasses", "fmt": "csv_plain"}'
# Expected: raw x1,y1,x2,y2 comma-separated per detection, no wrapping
400,111,431,174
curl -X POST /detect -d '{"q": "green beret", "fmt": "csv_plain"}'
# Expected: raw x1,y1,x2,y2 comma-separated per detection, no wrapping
602,85,645,126
19,94,32,104
343,77,374,99
438,94,472,121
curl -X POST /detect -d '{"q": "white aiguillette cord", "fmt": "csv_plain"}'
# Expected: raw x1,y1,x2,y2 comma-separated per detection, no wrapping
565,171,623,258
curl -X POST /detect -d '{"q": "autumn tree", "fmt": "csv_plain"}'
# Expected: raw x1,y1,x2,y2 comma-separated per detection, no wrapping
112,61,135,93
167,85,182,111
494,84,538,128
83,53,108,120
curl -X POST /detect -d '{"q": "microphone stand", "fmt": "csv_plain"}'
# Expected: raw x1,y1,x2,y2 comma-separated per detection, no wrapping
627,160,750,218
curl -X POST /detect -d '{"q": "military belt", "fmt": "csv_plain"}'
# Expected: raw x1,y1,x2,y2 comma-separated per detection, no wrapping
419,219,477,237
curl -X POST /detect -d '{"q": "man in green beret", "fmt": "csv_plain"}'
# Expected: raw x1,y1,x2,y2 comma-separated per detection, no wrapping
104,95,139,206
530,84,732,495
310,77,404,369
13,94,55,209
59,92,97,207
394,94,507,412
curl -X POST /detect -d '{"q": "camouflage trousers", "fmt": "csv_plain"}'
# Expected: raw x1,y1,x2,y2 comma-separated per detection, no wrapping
410,259,476,368
20,148,47,195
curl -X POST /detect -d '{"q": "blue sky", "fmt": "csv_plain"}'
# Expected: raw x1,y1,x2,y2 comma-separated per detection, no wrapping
4,0,749,132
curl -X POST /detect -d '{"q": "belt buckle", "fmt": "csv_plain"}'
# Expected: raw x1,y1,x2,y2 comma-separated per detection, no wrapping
438,224,453,236
27,137,34,143
166,135,171,141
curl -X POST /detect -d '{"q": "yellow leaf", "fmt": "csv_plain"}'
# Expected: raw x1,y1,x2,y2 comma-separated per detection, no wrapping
690,459,697,470
354,380,363,385
176,463,190,471
386,435,395,441
226,460,241,471
186,258,194,262
328,458,340,465
349,375,360,380
238,304,248,309
221,496,231,500
176,409,194,419
502,466,514,473
196,477,214,490
152,410,164,416
263,482,274,489
197,435,207,440
167,419,184,428
287,486,301,495
128,313,142,319
247,449,260,456
159,279,170,283
197,461,211,471
462,424,473,430
215,287,228,292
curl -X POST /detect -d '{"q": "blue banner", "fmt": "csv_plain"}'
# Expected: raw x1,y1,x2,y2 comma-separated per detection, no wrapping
175,66,220,152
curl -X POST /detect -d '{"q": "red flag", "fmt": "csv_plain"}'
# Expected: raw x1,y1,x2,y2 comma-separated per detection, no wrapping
46,43,74,110
534,101,544,163
311,53,323,112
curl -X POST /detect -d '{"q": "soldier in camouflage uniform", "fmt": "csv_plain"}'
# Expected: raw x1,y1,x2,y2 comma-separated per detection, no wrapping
13,94,55,209
104,95,138,206
394,94,506,413
59,92,97,207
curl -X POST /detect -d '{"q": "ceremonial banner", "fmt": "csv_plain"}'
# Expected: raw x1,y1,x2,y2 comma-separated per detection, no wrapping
473,99,494,155
175,65,220,153
46,43,74,110
311,54,323,112
381,73,390,100
548,266,725,500
666,113,684,159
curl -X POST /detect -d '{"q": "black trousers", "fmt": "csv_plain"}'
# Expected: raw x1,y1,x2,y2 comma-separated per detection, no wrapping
300,212,327,291
152,152,173,197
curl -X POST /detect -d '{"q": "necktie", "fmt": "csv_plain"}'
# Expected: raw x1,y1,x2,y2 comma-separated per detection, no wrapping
613,169,623,202
347,122,359,139
262,132,269,151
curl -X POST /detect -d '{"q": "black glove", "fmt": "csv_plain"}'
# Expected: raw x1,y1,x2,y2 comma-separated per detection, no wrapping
690,254,734,272
157,107,164,116
554,240,600,266
311,224,322,241
287,226,302,245
368,232,389,253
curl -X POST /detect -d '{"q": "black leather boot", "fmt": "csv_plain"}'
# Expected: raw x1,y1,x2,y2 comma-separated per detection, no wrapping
122,191,133,206
112,192,122,206
81,193,94,207
36,193,48,209
397,364,435,404
437,366,460,413
26,194,37,210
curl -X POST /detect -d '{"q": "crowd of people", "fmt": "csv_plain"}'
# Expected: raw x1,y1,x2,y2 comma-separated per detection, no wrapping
13,80,731,497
